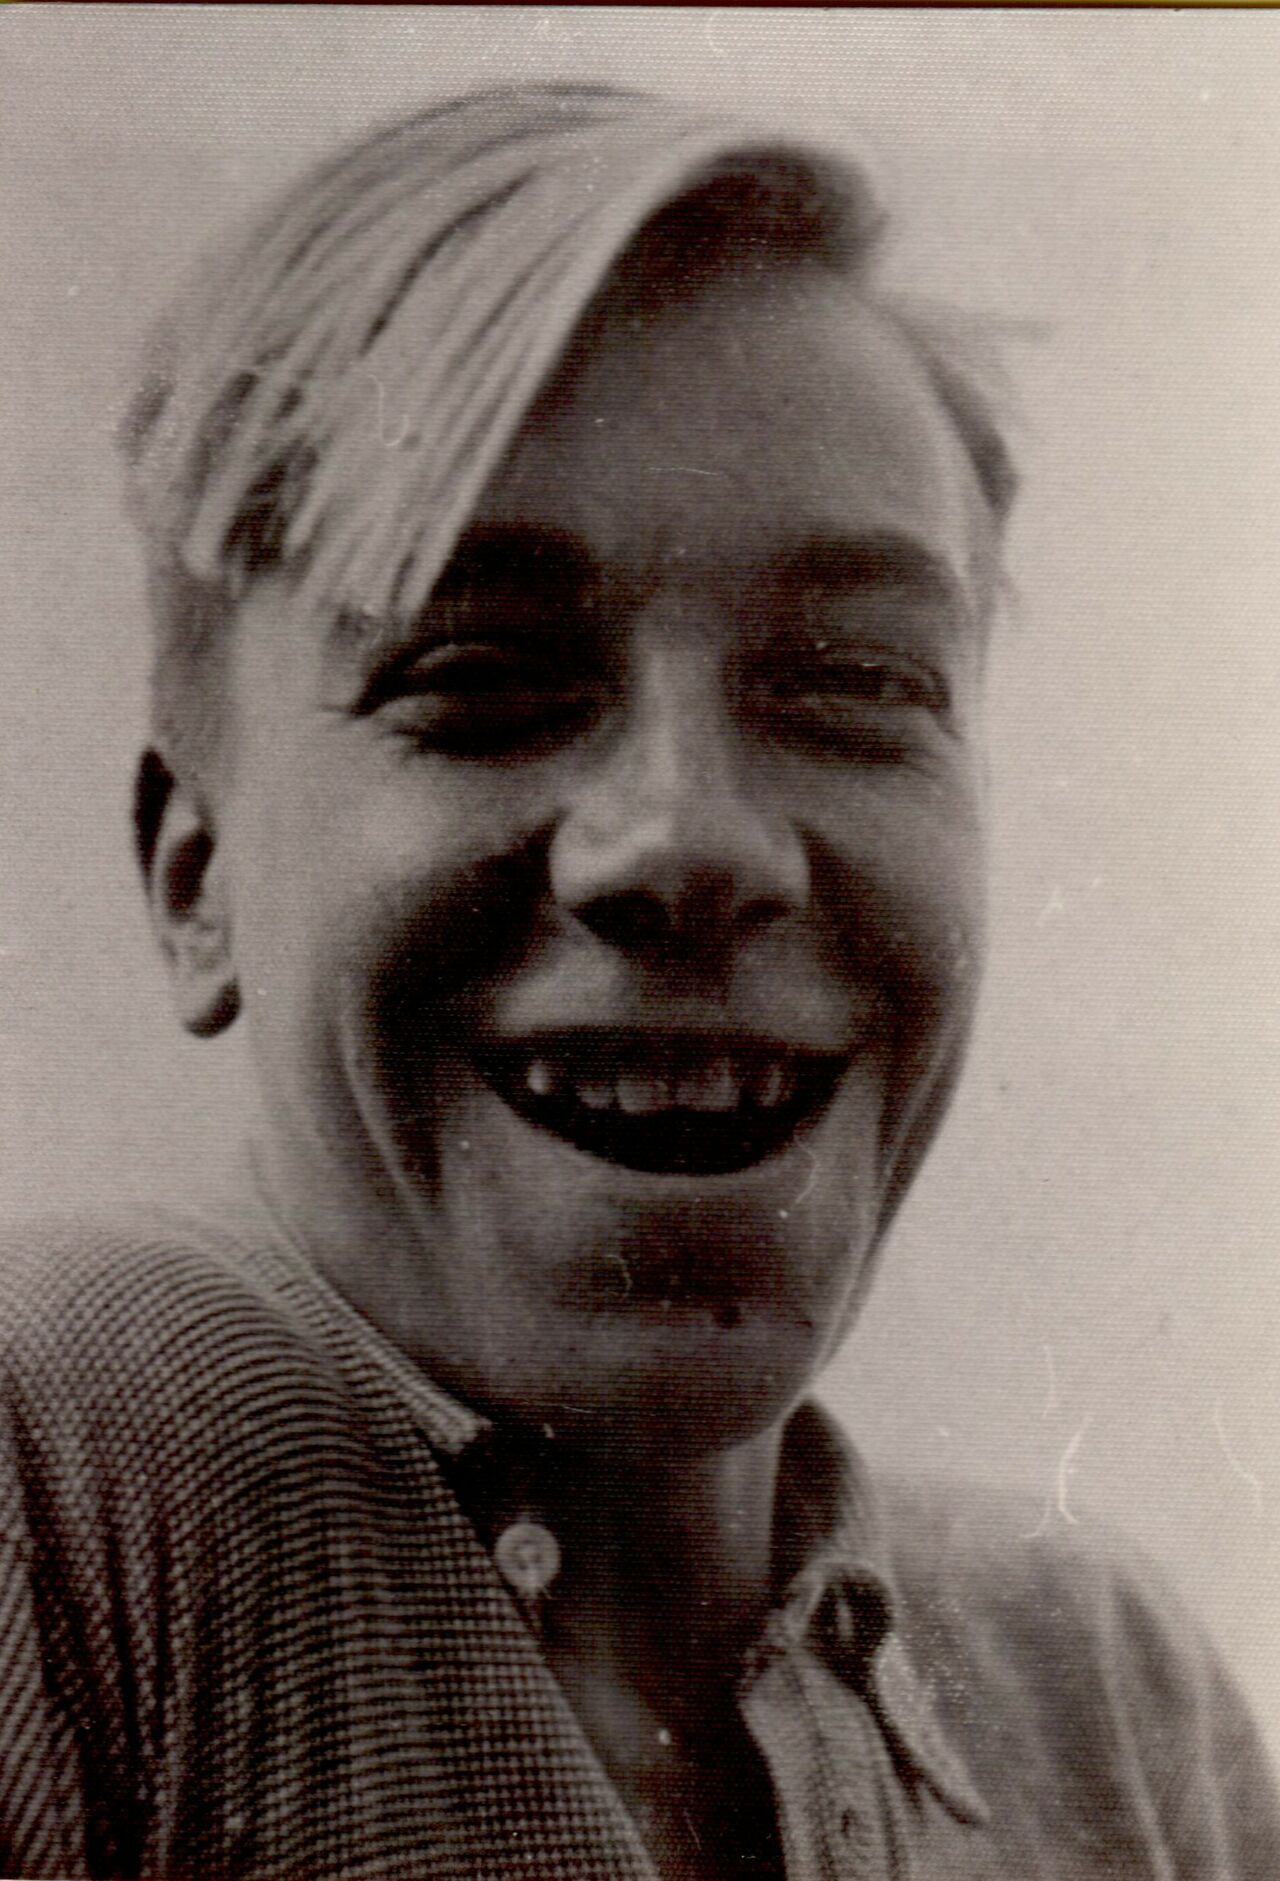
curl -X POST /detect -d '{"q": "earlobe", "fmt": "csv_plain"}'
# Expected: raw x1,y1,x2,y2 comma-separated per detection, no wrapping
135,748,241,1038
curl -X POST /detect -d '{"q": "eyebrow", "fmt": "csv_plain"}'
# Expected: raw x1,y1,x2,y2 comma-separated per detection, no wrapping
432,525,963,606
770,532,967,610
429,524,598,599
327,524,600,668
329,523,967,669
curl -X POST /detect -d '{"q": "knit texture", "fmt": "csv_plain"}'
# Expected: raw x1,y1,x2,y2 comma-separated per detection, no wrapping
0,1209,1275,1879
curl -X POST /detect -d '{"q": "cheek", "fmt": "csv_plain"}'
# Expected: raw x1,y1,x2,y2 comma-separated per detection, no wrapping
810,771,986,1011
239,757,544,984
308,791,553,1120
806,772,986,1202
886,818,986,1021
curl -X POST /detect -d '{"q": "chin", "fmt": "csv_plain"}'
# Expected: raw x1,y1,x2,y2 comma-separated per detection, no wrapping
354,1042,888,1452
490,1299,826,1462
429,1142,871,1456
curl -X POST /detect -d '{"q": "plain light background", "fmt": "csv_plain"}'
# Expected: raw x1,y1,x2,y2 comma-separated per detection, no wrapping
3,6,1278,1750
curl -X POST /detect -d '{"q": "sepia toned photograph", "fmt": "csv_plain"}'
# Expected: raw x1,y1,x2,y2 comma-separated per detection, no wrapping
2,6,1278,1875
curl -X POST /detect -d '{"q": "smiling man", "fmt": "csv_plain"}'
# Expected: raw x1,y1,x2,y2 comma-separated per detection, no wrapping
0,84,1275,1881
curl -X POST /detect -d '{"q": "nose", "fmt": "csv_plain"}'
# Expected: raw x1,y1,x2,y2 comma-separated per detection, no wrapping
549,641,809,956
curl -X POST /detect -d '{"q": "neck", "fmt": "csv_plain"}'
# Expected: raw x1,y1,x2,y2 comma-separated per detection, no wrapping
461,1419,787,1715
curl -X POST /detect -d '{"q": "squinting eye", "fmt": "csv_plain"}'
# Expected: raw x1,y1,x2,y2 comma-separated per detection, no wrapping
816,657,941,708
766,647,949,716
369,642,601,755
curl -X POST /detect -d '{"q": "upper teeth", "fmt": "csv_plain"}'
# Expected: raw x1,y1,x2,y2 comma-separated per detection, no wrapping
522,1054,796,1114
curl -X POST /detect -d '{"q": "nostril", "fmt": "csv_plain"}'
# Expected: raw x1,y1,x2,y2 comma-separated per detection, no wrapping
572,889,678,955
735,893,801,944
550,786,811,955
569,875,798,959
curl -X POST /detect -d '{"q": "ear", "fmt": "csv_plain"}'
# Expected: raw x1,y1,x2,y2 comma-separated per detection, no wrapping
135,747,241,1037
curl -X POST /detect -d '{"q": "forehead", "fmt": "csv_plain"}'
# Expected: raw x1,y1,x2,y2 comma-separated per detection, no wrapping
475,267,993,608
232,266,996,703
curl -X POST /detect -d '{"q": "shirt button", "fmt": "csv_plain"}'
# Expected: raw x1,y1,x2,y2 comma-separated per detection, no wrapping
495,1520,561,1598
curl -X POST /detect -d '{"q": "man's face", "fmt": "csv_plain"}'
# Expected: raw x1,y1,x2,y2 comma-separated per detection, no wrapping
213,266,992,1455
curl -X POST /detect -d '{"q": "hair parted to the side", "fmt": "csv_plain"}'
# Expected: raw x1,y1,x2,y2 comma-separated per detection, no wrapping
119,82,1017,798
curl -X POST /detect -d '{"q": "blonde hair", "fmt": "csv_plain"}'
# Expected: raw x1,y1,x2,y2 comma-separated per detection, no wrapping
121,82,1016,791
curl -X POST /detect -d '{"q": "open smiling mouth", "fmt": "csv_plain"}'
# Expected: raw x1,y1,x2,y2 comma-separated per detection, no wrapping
474,1035,846,1176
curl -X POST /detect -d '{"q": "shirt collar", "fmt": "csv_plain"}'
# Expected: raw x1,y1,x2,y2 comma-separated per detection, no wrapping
229,1176,985,1825
428,1388,987,1829
759,1402,990,1827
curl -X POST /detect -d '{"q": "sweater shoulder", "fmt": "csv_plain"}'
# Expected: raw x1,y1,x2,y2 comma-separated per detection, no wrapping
0,1207,342,1446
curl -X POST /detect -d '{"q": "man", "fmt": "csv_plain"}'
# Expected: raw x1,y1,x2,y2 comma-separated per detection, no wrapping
0,82,1274,1879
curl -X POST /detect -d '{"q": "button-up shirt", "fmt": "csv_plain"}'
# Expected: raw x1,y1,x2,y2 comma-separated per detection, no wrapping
0,1205,1275,1878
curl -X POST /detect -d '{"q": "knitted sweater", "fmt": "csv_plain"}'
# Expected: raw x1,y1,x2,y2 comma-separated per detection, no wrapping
0,1209,1275,1879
